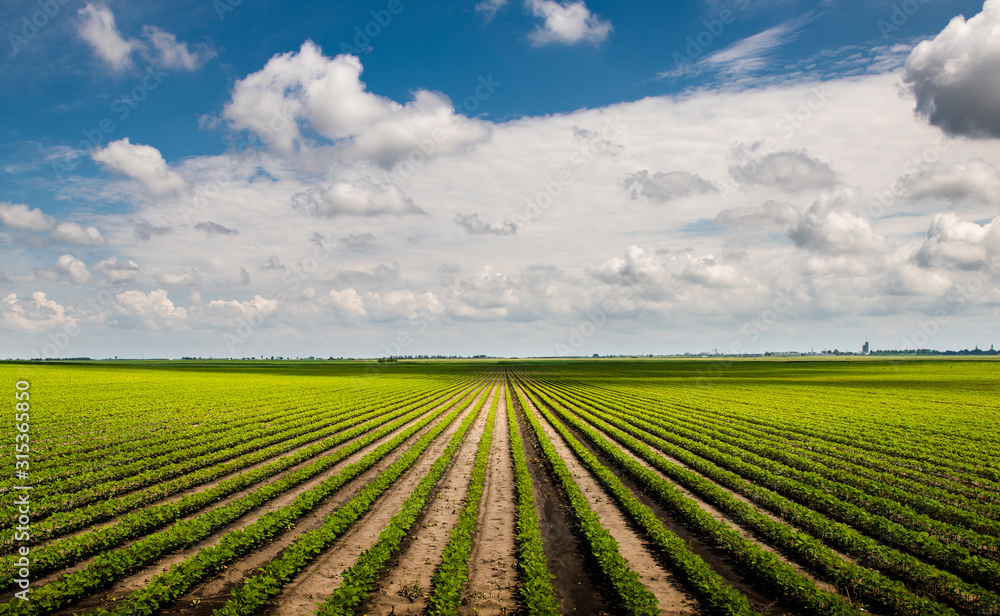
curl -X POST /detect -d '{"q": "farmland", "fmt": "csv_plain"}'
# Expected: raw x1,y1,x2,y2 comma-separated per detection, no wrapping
1,358,998,616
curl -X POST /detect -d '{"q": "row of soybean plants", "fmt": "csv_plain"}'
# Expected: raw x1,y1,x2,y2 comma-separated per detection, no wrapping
0,378,489,615
523,373,998,616
202,377,497,616
566,376,1000,558
606,377,1000,518
0,378,474,591
0,377,471,553
508,376,761,616
539,375,1000,591
641,376,1000,485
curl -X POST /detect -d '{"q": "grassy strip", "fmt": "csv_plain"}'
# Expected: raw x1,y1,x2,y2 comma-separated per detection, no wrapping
517,381,757,616
1,380,483,616
511,383,659,616
425,383,499,615
502,375,560,615
311,381,495,616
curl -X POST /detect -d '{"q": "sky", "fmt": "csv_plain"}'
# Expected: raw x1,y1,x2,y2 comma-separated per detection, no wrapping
1,0,999,359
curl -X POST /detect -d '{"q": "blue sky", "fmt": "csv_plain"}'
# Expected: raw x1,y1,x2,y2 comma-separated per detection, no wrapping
1,0,999,358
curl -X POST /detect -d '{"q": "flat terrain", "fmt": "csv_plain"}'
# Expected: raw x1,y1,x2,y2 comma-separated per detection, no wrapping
1,357,998,615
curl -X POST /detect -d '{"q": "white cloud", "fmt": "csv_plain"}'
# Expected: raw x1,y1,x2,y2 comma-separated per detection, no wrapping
455,213,518,235
787,192,892,256
730,145,839,192
223,42,490,164
913,213,999,270
0,202,55,231
53,255,95,284
339,233,376,249
194,221,239,236
76,4,214,73
526,0,612,46
156,269,202,287
0,292,75,333
76,3,138,72
92,138,189,196
114,289,187,330
0,202,106,245
292,178,423,217
95,256,140,282
895,159,1000,204
141,25,216,71
715,200,800,229
622,170,719,203
477,0,509,19
903,0,1000,138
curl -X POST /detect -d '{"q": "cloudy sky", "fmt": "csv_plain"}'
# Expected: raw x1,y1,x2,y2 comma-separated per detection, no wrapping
1,0,999,359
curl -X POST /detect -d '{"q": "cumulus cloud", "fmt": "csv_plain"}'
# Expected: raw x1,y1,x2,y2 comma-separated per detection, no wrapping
53,255,95,284
95,256,140,282
292,178,423,217
0,292,75,333
622,170,718,203
526,0,612,46
331,263,400,289
454,213,518,235
786,193,892,255
195,221,239,236
131,219,172,241
76,3,138,72
76,4,214,73
339,233,376,249
0,202,54,231
0,202,106,245
260,256,286,271
913,213,999,270
156,269,202,287
141,25,216,71
223,42,490,164
114,289,187,329
715,200,800,229
730,145,839,192
895,159,1000,204
92,139,189,196
902,0,1000,138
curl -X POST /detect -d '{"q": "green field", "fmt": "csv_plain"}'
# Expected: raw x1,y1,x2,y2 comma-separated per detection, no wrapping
1,358,998,616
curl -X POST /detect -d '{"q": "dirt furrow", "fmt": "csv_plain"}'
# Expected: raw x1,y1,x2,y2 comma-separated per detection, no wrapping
359,384,497,616
258,386,489,616
518,385,700,616
460,388,518,616
46,389,476,616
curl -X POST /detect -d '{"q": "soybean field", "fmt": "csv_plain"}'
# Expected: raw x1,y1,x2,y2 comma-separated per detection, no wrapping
1,358,998,616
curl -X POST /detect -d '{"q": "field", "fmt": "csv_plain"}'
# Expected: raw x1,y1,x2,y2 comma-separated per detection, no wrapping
1,358,998,616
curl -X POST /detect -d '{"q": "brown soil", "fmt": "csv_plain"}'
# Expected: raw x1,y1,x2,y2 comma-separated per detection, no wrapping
512,392,616,615
358,384,497,616
460,388,519,616
258,385,490,616
516,384,700,616
44,388,477,616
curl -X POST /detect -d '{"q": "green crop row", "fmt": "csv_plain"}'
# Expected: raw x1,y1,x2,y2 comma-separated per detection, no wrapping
426,381,499,615
510,382,660,616
524,376,973,616
312,381,496,616
0,380,483,616
501,374,560,616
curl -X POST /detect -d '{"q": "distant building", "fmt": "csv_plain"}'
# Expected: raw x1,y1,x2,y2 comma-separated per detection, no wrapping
862,341,870,355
